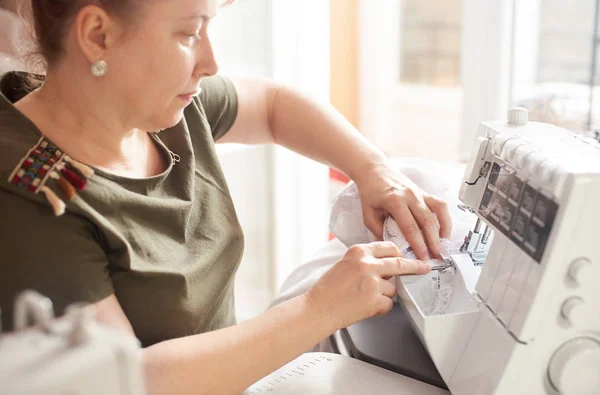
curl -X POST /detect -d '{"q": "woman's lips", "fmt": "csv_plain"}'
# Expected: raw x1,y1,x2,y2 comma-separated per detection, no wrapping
179,88,202,102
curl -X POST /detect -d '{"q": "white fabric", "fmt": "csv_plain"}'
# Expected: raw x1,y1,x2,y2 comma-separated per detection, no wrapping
270,238,347,352
271,158,477,351
414,264,457,316
271,238,349,309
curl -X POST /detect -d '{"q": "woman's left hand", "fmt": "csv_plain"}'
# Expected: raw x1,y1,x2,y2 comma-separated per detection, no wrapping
354,162,452,261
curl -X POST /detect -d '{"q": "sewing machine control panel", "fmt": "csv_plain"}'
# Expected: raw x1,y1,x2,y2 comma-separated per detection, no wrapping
479,161,559,263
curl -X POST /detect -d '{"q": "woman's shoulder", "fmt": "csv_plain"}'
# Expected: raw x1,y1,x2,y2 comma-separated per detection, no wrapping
0,106,48,201
185,75,237,119
0,127,94,218
0,72,44,179
0,73,96,217
185,75,238,142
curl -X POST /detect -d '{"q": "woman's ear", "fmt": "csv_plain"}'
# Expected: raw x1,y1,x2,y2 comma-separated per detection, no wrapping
74,5,115,63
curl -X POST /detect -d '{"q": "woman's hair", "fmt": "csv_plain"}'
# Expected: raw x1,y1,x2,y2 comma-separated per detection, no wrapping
23,0,142,70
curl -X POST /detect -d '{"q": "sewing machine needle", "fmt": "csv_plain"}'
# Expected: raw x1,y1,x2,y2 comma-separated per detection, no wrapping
430,254,453,271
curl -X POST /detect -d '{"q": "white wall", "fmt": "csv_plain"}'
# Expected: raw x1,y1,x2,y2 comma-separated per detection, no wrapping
210,0,274,322
211,0,330,321
269,0,331,292
211,0,273,77
459,0,514,159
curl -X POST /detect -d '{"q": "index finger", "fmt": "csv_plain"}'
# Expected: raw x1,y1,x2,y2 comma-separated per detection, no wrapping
379,257,431,276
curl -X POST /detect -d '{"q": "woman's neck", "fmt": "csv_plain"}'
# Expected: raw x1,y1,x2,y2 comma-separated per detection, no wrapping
14,72,165,178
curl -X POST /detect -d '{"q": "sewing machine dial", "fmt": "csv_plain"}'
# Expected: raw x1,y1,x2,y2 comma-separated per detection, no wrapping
548,338,600,395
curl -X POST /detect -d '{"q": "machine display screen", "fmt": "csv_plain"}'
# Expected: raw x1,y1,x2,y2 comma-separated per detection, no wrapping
479,162,558,263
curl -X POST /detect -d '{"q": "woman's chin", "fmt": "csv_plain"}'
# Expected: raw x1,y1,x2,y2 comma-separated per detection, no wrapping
151,112,185,132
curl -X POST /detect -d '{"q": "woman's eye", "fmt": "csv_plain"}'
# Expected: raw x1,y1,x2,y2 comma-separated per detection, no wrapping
181,20,205,45
183,31,201,45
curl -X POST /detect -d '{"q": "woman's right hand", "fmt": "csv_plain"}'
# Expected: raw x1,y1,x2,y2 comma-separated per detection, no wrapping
305,241,431,330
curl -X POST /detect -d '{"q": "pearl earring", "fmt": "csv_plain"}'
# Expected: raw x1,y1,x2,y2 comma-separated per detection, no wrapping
91,60,108,77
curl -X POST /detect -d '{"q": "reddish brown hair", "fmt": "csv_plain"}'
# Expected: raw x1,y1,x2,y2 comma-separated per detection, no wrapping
25,0,143,68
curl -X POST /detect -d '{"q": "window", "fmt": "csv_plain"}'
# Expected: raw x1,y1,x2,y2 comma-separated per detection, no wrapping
400,0,462,87
512,0,600,137
376,0,464,162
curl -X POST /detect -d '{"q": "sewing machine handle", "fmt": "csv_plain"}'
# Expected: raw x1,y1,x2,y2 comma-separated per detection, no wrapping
12,290,55,331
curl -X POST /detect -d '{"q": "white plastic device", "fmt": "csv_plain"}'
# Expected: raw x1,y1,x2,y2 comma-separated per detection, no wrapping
0,291,146,395
397,107,600,394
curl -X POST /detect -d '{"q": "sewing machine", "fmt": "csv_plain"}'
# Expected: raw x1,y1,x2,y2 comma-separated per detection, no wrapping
0,291,145,395
248,107,600,394
392,106,600,394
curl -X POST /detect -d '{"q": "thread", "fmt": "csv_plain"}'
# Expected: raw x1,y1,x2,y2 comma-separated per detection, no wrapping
40,186,66,216
50,172,77,200
64,156,94,178
60,167,87,191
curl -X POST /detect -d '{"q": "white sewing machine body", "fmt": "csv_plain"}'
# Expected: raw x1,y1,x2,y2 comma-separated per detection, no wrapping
0,291,145,395
397,108,600,395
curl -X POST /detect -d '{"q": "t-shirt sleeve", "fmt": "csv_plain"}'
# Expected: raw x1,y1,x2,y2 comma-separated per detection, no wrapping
0,189,114,331
196,75,239,141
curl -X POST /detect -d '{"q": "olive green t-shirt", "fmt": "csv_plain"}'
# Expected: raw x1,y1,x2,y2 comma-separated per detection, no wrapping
0,72,244,346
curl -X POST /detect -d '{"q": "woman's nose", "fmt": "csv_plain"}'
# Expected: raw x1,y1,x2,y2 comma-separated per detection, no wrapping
194,38,219,78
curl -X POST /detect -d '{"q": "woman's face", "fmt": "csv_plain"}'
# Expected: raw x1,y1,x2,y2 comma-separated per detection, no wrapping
103,0,219,131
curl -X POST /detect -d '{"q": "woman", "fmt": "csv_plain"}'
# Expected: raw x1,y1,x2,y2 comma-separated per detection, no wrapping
0,0,452,393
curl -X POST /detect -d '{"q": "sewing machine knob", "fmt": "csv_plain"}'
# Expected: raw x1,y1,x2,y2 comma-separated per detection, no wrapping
500,138,526,162
560,297,584,325
525,151,547,178
568,258,591,286
548,338,600,395
514,145,536,169
539,160,558,185
65,303,96,346
492,135,512,156
508,107,528,125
